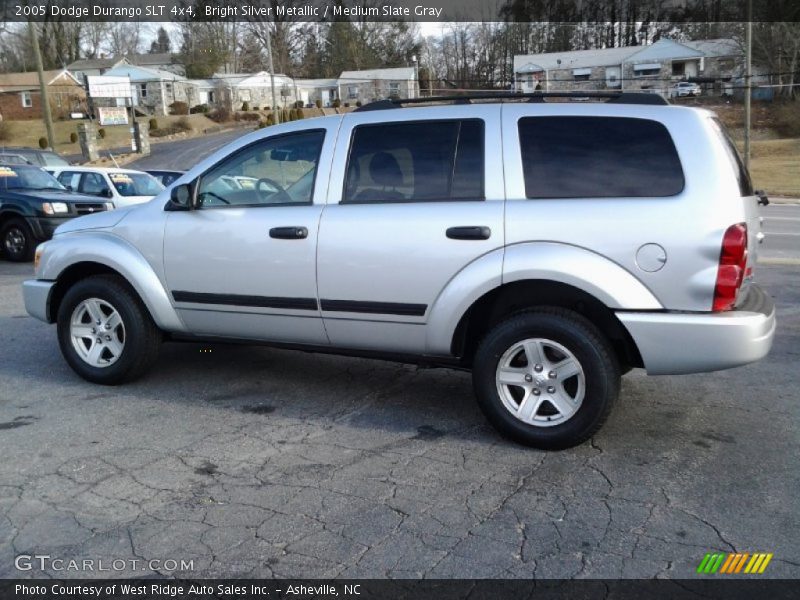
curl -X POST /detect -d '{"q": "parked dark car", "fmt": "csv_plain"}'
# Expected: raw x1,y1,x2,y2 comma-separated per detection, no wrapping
145,169,184,187
0,164,111,262
0,153,34,165
0,147,70,168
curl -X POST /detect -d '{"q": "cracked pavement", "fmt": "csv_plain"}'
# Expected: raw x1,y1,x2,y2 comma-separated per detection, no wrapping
0,262,798,579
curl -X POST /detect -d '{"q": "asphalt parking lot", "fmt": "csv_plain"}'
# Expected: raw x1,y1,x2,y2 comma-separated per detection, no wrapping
1,227,798,580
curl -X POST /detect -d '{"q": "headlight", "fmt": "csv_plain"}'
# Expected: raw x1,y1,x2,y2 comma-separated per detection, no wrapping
34,245,44,271
42,202,69,215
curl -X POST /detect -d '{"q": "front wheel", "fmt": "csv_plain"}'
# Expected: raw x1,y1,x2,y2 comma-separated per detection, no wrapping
1,218,35,262
472,308,620,450
57,275,162,384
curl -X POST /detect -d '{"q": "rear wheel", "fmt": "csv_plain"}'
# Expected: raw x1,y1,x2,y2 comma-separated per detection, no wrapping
57,275,162,384
472,308,620,450
1,218,35,262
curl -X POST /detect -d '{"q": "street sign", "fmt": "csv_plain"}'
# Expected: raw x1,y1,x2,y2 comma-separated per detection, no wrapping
87,75,132,98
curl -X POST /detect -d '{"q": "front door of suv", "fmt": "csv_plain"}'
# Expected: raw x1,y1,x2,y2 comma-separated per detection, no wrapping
317,107,505,354
163,127,334,344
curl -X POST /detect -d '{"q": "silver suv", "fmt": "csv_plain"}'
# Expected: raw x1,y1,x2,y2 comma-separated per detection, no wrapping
23,93,776,449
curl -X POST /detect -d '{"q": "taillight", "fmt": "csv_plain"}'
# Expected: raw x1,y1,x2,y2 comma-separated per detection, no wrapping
712,223,748,312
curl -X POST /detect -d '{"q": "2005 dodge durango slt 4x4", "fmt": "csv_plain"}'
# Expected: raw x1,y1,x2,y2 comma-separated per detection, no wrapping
23,92,776,449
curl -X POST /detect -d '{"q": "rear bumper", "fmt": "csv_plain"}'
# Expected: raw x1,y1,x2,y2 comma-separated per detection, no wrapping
23,279,56,323
617,285,776,375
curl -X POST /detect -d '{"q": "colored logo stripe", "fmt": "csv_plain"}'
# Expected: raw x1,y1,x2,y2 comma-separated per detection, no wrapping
699,552,773,574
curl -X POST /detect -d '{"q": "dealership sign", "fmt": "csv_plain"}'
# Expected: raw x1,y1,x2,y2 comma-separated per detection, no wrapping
97,107,128,126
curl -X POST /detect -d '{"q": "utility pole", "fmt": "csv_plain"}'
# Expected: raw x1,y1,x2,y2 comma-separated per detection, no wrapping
744,0,753,168
28,21,55,150
265,23,279,124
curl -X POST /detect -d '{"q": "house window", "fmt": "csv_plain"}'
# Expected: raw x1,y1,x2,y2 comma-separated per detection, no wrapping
672,62,685,76
572,68,591,81
347,85,358,99
165,83,173,93
239,90,251,102
388,82,400,98
20,92,32,108
634,64,661,77
138,83,148,99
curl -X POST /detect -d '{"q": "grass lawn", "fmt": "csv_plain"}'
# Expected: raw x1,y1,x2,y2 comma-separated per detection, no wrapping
0,114,218,155
748,138,800,197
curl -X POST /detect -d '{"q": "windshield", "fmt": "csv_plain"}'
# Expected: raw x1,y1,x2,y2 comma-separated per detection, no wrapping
0,165,66,191
40,152,70,167
109,172,164,197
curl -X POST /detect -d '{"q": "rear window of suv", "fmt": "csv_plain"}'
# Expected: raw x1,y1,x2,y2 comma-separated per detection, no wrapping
518,116,684,199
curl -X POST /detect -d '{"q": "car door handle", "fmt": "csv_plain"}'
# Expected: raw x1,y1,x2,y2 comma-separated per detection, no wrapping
446,226,491,240
270,227,308,239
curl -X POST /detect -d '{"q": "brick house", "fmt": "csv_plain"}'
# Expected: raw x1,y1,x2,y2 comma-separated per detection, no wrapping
101,64,192,116
514,38,746,97
0,69,86,121
67,53,185,84
337,67,418,104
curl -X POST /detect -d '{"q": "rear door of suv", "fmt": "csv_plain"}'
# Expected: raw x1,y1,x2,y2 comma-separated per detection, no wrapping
316,105,504,354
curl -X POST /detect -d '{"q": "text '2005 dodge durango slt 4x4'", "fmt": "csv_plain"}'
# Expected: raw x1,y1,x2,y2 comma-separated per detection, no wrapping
23,92,776,450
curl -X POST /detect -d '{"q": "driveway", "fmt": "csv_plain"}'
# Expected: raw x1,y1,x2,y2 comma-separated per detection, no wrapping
0,259,797,579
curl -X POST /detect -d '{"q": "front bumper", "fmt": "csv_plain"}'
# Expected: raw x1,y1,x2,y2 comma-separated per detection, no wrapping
23,279,56,323
617,285,776,375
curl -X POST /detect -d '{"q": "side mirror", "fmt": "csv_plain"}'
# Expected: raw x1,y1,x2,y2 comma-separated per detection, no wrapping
167,183,194,211
65,185,73,192
101,188,113,198
755,189,769,206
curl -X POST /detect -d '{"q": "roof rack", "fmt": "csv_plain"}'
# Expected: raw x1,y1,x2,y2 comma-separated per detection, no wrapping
353,91,669,112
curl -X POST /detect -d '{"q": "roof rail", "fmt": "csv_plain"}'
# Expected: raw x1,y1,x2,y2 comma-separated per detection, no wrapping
353,91,669,111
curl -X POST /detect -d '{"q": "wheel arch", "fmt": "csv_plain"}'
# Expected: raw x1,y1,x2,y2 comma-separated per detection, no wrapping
39,234,185,332
451,280,644,370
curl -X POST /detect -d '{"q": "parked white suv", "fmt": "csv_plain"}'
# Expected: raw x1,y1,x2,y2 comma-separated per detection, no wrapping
23,93,775,449
46,167,163,208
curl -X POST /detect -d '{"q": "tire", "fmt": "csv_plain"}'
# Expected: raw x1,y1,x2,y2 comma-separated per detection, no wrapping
57,275,162,385
1,218,35,262
472,308,620,450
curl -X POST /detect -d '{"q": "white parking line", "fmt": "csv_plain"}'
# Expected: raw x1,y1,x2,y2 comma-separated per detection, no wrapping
762,217,800,222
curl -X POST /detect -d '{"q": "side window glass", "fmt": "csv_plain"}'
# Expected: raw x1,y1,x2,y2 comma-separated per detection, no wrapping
518,116,684,198
57,172,81,190
196,130,325,208
80,172,111,196
343,119,484,204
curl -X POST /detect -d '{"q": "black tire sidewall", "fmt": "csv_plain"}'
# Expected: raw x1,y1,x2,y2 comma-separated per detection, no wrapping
473,311,619,449
2,219,34,262
57,277,152,385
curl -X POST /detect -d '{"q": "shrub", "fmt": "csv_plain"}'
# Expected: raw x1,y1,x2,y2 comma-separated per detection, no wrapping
169,101,189,115
282,109,290,123
315,99,322,109
0,121,11,142
189,104,209,114
266,113,275,126
356,101,362,107
174,116,191,131
289,108,297,121
208,107,232,123
344,102,350,108
69,131,78,143
149,118,158,130
38,137,48,149
241,101,250,111
332,98,341,108
252,106,259,111
98,128,106,139
297,108,305,119
294,100,303,109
